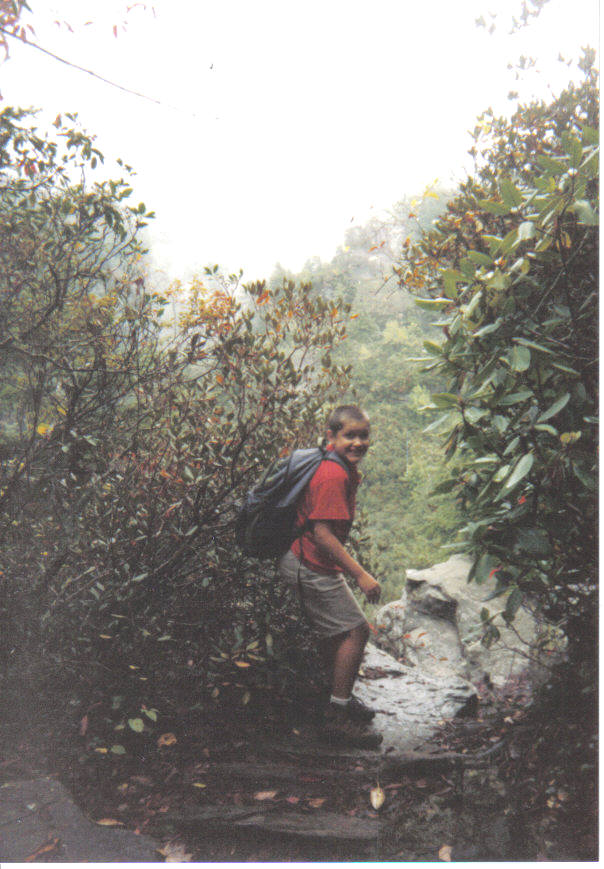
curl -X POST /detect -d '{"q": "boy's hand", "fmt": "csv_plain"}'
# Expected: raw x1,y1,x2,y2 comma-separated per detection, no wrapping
357,571,381,604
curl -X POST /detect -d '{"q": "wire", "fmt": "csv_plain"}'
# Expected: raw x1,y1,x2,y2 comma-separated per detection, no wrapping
0,26,179,110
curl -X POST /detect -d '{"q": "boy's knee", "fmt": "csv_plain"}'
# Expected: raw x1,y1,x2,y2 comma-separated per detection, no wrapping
353,621,370,643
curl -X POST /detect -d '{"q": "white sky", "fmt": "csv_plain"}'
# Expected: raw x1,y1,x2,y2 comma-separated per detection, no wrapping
0,0,599,281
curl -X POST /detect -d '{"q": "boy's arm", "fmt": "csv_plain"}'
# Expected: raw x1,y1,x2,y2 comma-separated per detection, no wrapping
312,521,381,604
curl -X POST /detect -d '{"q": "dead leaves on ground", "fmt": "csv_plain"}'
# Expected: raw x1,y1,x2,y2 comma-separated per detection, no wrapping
25,837,61,861
158,841,193,862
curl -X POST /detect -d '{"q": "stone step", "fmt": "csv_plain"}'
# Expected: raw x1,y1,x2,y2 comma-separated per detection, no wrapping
162,804,381,843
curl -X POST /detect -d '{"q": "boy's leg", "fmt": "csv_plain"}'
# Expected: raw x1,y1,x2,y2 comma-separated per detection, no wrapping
320,622,369,700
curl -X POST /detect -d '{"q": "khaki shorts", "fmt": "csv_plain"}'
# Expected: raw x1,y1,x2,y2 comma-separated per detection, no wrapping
278,549,367,638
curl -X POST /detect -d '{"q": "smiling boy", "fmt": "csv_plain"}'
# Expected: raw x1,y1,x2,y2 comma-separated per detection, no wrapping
278,405,382,748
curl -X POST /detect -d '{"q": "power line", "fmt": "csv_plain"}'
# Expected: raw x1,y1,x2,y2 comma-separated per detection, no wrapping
0,26,181,111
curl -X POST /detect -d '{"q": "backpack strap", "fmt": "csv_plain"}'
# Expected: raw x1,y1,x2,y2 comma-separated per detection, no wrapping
322,450,352,474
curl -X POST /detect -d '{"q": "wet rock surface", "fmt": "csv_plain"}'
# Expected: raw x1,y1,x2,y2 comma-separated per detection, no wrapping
354,645,477,752
0,777,159,862
375,554,564,689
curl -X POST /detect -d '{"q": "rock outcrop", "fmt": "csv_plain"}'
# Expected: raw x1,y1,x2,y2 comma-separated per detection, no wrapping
374,554,565,691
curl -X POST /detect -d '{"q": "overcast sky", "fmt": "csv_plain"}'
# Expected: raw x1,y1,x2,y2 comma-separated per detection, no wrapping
0,0,599,281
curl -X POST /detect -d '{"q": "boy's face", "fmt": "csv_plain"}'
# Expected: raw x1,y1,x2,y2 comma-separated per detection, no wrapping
327,417,370,466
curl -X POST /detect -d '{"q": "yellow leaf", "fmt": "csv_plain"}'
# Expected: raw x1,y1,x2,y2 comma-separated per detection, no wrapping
308,798,326,808
157,732,177,747
94,748,108,754
234,660,250,668
192,782,207,788
96,818,124,826
438,844,453,862
370,786,385,810
36,423,51,435
254,790,278,801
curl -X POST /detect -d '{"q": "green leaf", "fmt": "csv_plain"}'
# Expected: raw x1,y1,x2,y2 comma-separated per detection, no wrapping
514,526,552,557
423,412,458,434
573,463,595,490
473,553,500,584
477,198,510,216
500,178,523,209
423,340,444,356
482,235,503,255
512,337,554,355
561,132,583,168
467,250,493,266
537,154,566,176
486,270,509,291
510,345,531,371
581,125,598,146
144,709,158,722
430,478,460,495
462,290,483,318
111,745,126,755
551,362,580,376
431,392,459,408
128,718,144,733
504,588,523,623
464,406,488,424
497,389,533,406
503,453,534,490
534,423,558,436
473,317,503,338
415,297,452,310
537,392,570,422
459,257,477,278
442,269,463,299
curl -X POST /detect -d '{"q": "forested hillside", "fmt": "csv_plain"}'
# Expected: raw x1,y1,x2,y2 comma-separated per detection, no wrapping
269,193,463,601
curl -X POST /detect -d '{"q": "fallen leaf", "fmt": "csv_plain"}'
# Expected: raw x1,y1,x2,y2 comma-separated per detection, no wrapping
254,790,278,800
80,715,89,736
159,841,193,862
370,786,386,810
286,796,300,805
415,778,427,788
157,732,177,747
192,782,207,788
234,660,250,668
439,844,453,861
25,837,60,861
308,798,326,808
96,818,124,826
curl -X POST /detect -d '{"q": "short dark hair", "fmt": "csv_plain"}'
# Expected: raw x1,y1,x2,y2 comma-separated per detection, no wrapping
327,405,370,434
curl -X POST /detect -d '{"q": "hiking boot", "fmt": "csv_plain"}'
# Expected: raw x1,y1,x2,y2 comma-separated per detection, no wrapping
321,704,383,749
347,695,376,723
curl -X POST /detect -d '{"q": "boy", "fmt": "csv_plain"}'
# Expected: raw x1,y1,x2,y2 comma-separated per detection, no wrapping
279,405,382,748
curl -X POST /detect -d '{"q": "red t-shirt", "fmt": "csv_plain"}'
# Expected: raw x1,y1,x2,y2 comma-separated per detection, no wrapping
291,451,359,574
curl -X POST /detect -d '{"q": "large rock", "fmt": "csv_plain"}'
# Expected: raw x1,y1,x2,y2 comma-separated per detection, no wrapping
375,555,565,690
354,645,477,753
